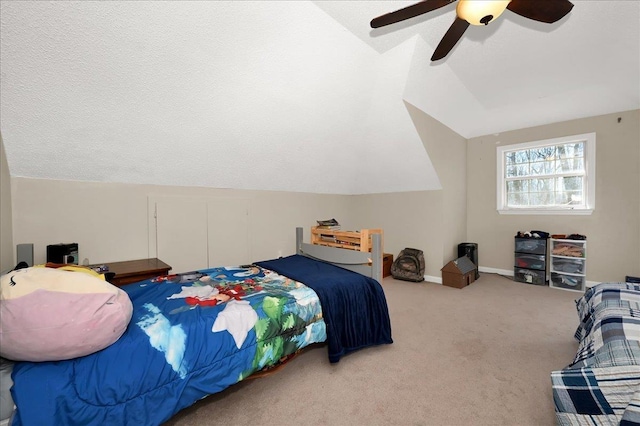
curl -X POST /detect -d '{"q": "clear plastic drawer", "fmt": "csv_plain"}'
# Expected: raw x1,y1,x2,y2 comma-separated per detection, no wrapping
551,240,585,258
515,238,547,255
515,254,546,271
550,273,585,291
514,268,546,285
551,257,585,275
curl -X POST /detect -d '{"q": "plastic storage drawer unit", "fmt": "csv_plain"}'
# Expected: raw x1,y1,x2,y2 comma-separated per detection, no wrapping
549,237,587,292
514,237,548,285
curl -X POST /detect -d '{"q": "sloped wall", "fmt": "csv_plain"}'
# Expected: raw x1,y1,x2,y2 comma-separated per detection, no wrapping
0,134,13,272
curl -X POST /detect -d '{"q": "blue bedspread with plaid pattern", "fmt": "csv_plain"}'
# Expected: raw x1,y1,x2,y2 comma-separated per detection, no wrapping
552,282,640,425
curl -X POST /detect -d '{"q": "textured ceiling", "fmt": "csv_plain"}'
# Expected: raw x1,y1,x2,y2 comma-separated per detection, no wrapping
1,1,638,194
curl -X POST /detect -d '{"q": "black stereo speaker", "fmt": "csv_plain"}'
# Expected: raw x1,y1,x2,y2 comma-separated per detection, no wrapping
458,242,479,280
46,243,79,265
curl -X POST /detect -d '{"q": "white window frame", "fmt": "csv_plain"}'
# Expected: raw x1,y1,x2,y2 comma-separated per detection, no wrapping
496,133,596,215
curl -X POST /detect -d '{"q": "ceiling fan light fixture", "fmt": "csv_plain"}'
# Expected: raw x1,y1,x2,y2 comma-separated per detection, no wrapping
456,0,511,26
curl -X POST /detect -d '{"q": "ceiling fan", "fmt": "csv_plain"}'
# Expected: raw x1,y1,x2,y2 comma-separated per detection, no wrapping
370,0,574,61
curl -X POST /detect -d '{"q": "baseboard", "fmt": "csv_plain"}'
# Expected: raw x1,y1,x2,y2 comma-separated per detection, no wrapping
427,267,598,288
479,266,600,289
425,267,512,284
424,275,442,284
478,266,513,276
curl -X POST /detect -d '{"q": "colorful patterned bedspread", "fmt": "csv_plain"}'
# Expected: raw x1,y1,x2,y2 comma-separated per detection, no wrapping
551,282,640,425
11,265,326,426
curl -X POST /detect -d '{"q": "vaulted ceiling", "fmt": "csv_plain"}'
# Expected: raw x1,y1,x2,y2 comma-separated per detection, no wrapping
1,1,638,194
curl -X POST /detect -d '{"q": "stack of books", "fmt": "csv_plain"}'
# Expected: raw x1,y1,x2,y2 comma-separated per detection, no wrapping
316,219,340,243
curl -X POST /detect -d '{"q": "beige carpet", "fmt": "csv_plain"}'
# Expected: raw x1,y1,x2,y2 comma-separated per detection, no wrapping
164,273,581,426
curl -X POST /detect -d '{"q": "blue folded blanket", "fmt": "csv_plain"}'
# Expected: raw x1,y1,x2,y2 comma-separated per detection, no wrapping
256,255,393,362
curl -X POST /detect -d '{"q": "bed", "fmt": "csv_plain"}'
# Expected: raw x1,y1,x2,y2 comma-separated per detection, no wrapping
551,282,640,425
3,228,392,426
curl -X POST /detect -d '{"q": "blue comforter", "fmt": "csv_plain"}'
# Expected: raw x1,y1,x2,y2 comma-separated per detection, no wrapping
10,257,393,425
256,255,393,363
11,265,326,426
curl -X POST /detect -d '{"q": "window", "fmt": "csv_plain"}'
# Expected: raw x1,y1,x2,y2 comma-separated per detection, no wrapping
496,133,595,215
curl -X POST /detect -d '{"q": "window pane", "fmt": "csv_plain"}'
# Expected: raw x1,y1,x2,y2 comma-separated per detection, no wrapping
545,161,558,174
506,164,529,177
557,143,584,159
555,191,571,205
556,190,583,205
507,179,529,192
530,161,545,176
557,157,584,173
529,192,554,207
515,164,529,176
507,192,528,207
567,191,584,205
513,150,530,164
559,176,583,191
529,178,553,192
530,146,556,162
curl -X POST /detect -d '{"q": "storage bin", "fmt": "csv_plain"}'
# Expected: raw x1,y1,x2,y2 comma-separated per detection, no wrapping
514,238,547,255
551,257,585,274
551,240,585,258
514,268,546,285
514,254,546,271
550,273,585,291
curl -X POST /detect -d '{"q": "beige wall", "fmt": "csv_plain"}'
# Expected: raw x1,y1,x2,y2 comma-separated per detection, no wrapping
407,102,467,267
11,178,352,268
351,103,468,279
467,109,640,283
12,177,454,278
9,110,636,283
350,191,444,279
0,134,14,272
9,103,469,279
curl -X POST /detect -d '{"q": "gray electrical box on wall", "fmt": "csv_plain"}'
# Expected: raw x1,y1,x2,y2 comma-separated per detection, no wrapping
16,243,34,266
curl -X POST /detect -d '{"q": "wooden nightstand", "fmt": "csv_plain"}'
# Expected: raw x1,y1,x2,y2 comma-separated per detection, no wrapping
92,258,172,287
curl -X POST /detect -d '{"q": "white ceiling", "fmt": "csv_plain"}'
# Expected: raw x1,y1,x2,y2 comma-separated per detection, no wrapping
1,1,638,195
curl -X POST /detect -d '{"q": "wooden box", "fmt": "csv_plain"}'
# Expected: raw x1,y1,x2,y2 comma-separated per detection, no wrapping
441,256,477,289
382,253,393,278
310,227,383,252
89,258,172,287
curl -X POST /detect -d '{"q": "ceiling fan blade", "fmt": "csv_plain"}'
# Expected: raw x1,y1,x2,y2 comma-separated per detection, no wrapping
507,0,574,24
431,17,469,61
370,0,455,28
